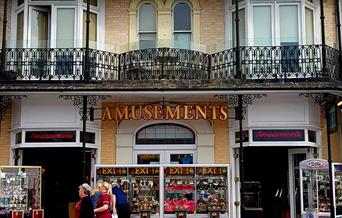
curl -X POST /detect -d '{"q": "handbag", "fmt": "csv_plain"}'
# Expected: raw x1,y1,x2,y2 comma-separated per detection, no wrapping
112,213,118,218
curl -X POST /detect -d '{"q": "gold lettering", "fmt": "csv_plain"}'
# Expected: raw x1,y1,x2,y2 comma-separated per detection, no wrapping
102,106,113,120
153,105,163,119
143,105,153,120
166,105,180,120
209,106,219,119
131,105,143,120
184,106,194,120
195,105,207,119
219,106,228,120
115,106,129,120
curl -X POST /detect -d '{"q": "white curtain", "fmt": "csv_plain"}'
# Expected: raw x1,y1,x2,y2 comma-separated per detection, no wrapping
253,6,272,46
57,9,75,48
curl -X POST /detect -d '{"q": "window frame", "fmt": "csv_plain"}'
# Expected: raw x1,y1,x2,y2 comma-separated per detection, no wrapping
172,1,193,49
137,2,158,49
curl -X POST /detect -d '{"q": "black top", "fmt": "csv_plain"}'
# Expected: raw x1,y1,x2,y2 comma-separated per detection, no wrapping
80,195,95,218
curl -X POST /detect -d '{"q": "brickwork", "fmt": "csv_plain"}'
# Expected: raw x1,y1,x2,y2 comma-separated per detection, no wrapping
100,102,117,164
324,0,338,47
105,0,130,52
213,119,229,163
0,0,12,46
0,105,12,165
199,0,225,52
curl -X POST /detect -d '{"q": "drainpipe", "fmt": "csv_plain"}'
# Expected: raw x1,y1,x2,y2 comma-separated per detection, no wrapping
320,0,327,76
1,0,8,72
82,0,91,183
335,0,342,80
324,97,335,218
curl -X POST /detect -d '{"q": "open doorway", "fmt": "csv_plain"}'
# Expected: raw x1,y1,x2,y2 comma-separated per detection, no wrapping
242,147,290,218
21,148,92,218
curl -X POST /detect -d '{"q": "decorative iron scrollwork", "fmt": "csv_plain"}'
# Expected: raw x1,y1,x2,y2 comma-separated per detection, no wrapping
0,95,27,120
59,95,111,120
299,93,339,105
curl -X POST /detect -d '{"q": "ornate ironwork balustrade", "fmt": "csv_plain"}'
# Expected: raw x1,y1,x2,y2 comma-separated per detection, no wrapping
0,45,340,82
211,45,341,80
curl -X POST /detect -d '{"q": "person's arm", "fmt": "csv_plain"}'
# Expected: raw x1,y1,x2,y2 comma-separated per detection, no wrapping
94,203,109,213
112,194,117,213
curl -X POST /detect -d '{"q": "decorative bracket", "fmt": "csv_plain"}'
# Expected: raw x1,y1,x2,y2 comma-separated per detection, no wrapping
59,95,111,120
299,93,340,105
0,95,27,121
214,94,267,119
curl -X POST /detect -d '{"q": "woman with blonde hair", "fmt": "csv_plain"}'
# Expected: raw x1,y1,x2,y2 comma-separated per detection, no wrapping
94,181,115,218
91,180,103,208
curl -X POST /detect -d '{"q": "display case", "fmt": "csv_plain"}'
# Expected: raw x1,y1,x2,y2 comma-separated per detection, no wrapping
299,159,330,218
164,166,195,213
0,166,42,217
333,163,342,217
163,165,229,216
95,165,160,215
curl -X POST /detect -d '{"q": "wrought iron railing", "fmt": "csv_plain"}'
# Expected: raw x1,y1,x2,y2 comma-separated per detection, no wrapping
0,45,340,82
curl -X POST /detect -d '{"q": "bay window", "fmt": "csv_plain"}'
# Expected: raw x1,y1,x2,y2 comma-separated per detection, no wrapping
13,0,102,49
228,0,318,47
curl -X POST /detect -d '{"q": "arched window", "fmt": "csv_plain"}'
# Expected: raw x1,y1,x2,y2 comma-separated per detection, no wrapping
173,2,192,49
136,123,195,144
138,3,157,49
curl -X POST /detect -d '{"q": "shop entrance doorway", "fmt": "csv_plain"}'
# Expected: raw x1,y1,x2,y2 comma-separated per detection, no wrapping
21,148,92,218
240,147,310,218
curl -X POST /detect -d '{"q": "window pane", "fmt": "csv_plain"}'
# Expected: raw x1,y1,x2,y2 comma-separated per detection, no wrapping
139,33,156,49
137,154,160,164
170,154,193,164
30,9,49,48
139,3,156,32
280,5,298,43
57,9,75,48
232,9,246,46
136,124,195,144
17,11,24,48
253,6,272,46
174,3,191,31
83,0,97,7
83,11,97,48
174,33,191,49
305,8,314,45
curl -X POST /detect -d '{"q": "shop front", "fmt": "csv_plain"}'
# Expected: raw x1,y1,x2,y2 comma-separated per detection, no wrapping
9,95,101,218
229,94,323,218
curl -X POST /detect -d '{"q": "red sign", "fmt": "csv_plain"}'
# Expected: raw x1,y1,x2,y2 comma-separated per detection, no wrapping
165,167,195,175
252,129,305,141
196,167,227,175
32,209,44,218
129,167,159,175
11,210,23,218
96,167,127,176
25,131,76,143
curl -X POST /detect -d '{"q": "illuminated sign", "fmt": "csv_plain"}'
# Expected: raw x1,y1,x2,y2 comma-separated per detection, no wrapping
102,105,228,121
165,167,195,175
96,167,127,176
128,167,159,175
196,167,227,175
252,129,305,142
25,131,76,143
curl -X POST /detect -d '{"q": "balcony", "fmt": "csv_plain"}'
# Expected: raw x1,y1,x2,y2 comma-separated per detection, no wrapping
0,45,340,84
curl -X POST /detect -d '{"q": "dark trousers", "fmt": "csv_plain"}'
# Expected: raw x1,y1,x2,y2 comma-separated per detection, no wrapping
117,204,130,218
